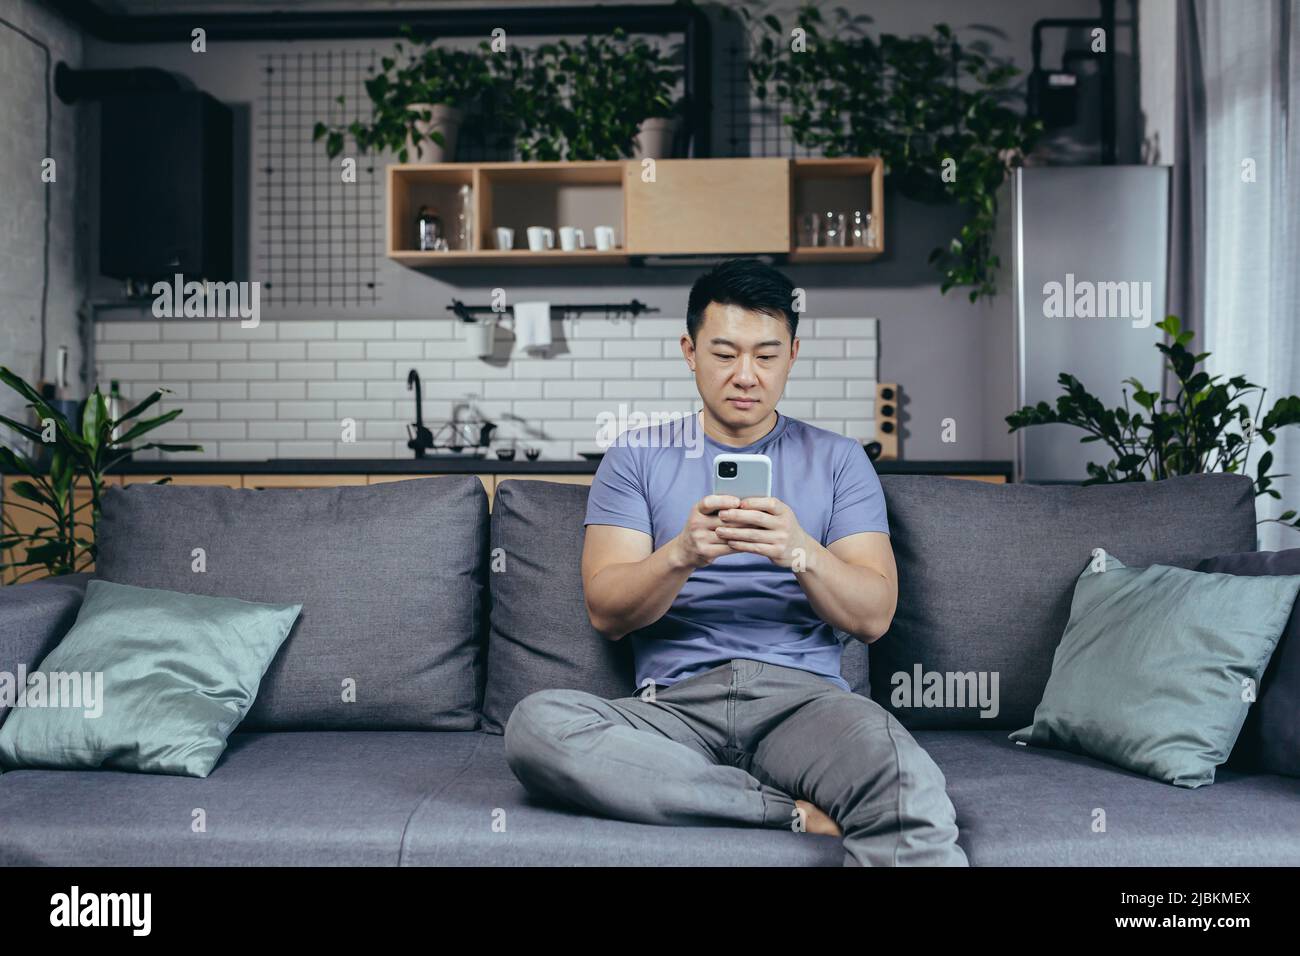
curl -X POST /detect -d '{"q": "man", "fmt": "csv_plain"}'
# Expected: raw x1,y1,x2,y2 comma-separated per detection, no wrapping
504,257,967,866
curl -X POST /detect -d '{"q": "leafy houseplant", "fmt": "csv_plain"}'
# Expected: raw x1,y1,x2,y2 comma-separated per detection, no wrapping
0,367,201,583
1006,316,1300,534
314,28,494,162
493,27,684,162
739,1,1042,301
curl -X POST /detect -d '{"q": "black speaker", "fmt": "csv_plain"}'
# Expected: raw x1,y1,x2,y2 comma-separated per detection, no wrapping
99,91,233,283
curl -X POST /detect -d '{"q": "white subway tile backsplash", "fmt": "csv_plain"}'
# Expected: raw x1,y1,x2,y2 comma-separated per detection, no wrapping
280,401,337,420
162,321,220,341
94,317,880,461
308,341,365,360
603,380,663,399
249,421,306,440
163,362,218,380
544,380,602,399
336,320,394,340
814,318,878,337
191,382,248,400
135,343,190,361
393,320,455,340
250,342,307,361
220,320,276,341
249,381,307,400
218,362,277,380
310,381,366,400
336,361,394,379
814,359,875,378
276,320,336,340
102,321,161,341
218,441,278,459
219,401,278,420
191,342,248,361
279,362,335,379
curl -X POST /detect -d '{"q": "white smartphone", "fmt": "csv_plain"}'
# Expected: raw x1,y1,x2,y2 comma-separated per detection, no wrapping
712,453,772,501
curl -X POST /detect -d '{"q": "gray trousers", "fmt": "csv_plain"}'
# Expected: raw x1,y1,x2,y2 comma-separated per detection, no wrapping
503,658,968,866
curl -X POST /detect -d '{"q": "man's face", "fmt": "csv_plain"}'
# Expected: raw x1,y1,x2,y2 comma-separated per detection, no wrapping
682,301,798,430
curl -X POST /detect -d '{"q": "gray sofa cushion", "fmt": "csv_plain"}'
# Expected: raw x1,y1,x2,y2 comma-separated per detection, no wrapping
0,573,90,732
0,731,484,865
481,480,634,735
869,474,1258,730
399,732,844,865
1197,548,1300,777
917,730,1300,865
95,477,487,731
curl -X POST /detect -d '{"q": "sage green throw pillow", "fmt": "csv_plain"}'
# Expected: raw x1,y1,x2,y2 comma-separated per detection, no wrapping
1009,549,1300,788
0,579,300,778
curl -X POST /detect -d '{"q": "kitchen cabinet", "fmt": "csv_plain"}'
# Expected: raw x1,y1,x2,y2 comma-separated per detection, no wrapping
387,157,884,267
1,475,119,585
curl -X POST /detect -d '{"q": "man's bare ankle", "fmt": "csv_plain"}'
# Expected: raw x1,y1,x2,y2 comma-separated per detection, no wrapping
794,799,843,837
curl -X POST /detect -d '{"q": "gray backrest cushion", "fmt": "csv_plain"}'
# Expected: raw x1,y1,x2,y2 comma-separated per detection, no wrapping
96,477,487,731
1196,548,1300,777
869,473,1258,729
481,480,634,734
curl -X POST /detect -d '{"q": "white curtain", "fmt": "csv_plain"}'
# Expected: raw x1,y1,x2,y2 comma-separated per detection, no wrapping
1198,0,1300,551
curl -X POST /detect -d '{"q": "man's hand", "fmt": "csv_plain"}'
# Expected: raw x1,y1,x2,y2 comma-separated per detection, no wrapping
670,494,743,570
713,496,814,570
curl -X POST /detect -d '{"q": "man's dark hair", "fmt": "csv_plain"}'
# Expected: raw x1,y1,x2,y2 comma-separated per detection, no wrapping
686,257,798,345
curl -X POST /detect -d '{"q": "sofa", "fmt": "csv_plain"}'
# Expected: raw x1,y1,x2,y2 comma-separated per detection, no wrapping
0,472,1296,866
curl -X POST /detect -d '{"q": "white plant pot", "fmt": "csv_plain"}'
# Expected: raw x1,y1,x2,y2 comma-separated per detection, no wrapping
632,116,681,160
408,103,463,162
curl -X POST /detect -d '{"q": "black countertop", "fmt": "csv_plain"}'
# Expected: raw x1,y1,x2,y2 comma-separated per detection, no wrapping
8,456,1011,478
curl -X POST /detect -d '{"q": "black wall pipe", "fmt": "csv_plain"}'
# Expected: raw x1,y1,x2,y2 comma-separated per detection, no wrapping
54,63,189,103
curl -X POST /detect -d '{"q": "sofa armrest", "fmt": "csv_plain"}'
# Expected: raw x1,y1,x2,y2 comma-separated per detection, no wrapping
0,573,91,728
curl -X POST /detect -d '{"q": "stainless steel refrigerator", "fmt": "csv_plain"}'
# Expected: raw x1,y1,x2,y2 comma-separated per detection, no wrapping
984,166,1171,483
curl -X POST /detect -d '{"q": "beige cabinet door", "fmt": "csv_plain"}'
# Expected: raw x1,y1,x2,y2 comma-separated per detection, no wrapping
624,158,790,255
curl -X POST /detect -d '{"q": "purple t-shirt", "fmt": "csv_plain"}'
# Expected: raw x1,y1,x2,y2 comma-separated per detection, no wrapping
583,410,890,693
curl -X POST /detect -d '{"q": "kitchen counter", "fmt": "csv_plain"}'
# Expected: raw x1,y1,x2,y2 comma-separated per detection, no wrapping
5,457,1014,479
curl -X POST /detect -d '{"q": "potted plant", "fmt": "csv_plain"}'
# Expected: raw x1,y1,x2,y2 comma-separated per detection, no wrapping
314,28,493,163
0,367,201,583
1006,316,1300,536
739,1,1042,301
490,27,684,162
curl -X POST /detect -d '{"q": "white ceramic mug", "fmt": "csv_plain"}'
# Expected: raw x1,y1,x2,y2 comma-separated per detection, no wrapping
494,227,515,250
469,316,496,358
593,225,617,251
526,226,554,251
559,226,586,251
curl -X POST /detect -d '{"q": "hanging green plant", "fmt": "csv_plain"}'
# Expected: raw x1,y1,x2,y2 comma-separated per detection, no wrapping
739,1,1043,301
491,27,683,161
313,26,495,162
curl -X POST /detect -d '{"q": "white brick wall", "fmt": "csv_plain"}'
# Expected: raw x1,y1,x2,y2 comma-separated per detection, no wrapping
93,316,880,461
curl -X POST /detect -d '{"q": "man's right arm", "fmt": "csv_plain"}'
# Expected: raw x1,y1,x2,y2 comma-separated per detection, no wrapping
581,494,741,641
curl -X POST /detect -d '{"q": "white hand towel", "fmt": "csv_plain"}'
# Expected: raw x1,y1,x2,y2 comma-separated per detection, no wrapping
511,301,552,355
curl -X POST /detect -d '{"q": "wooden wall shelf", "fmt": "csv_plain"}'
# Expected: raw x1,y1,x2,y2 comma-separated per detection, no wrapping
386,157,883,267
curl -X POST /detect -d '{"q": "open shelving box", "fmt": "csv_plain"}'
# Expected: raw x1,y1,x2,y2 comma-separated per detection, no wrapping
386,157,883,267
